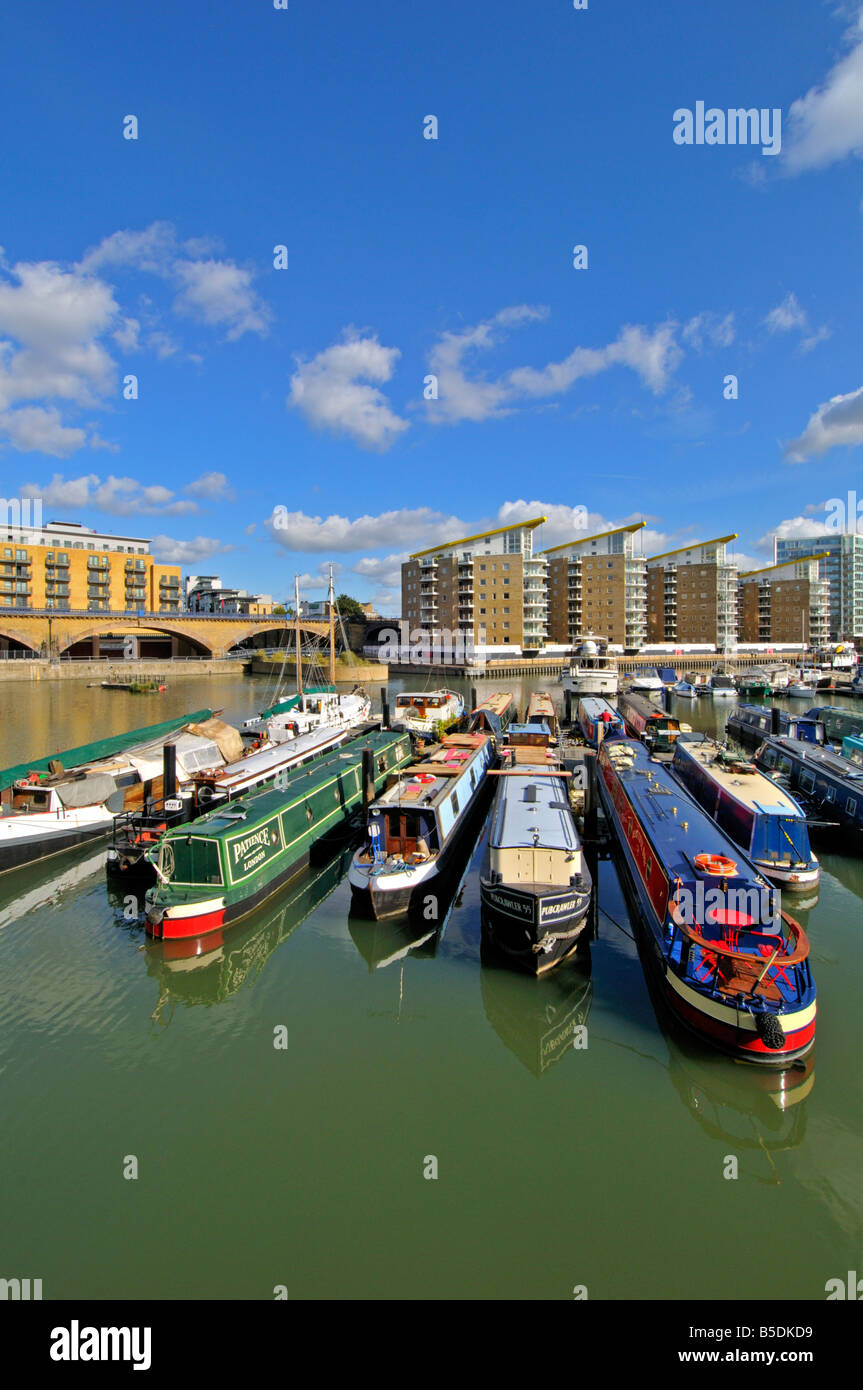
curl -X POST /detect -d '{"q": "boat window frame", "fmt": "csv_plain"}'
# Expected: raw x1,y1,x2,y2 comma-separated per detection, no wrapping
162,834,224,887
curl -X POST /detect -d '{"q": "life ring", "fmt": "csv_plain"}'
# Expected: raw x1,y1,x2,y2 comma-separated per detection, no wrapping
694,853,738,877
413,773,435,784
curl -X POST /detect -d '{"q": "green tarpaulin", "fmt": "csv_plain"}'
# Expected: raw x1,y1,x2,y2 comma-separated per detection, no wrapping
0,708,213,789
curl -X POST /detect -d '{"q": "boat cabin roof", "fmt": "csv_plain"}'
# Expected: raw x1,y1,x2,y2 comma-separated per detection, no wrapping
765,735,863,780
489,770,579,851
602,739,776,905
370,733,487,812
675,739,805,817
579,696,620,719
165,732,407,843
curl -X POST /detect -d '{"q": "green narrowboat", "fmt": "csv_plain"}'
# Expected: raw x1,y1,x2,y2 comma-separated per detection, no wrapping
145,730,412,940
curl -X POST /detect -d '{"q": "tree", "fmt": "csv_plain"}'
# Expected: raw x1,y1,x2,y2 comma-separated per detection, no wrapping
272,605,286,615
334,593,365,619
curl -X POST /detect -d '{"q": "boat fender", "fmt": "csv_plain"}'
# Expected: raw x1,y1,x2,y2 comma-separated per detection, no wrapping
755,1011,786,1050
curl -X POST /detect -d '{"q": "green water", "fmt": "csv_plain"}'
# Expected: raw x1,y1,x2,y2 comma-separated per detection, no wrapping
0,674,861,1300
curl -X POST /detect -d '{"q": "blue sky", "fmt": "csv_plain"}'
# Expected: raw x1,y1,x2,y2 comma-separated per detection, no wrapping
2,0,863,608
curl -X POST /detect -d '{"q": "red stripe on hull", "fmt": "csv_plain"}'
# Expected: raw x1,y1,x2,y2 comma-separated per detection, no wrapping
668,985,815,1063
148,907,226,940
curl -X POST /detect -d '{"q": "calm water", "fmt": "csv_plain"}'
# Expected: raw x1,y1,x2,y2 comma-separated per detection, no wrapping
1,673,861,1300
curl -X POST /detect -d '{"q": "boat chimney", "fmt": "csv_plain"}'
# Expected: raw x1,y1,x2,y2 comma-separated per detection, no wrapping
362,748,375,811
470,686,478,712
771,707,782,736
163,743,177,801
380,687,390,730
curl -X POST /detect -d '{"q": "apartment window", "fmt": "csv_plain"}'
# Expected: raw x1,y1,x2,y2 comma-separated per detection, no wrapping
479,608,486,615
15,549,27,561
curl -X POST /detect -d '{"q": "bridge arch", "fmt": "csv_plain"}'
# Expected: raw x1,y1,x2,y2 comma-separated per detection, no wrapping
0,629,40,656
57,624,214,658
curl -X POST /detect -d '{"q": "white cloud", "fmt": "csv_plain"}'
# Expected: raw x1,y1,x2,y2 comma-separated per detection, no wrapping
426,308,683,425
785,383,863,460
0,260,117,417
764,292,808,333
150,533,235,564
184,470,234,500
268,505,462,553
288,331,409,451
80,221,272,341
426,305,548,424
757,513,835,548
783,11,863,173
172,259,271,340
681,312,736,351
0,406,87,457
23,472,200,516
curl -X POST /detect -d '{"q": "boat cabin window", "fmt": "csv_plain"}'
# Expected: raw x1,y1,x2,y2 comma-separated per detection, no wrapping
798,771,816,794
11,786,51,811
761,748,777,769
165,836,223,886
846,797,858,817
777,756,792,776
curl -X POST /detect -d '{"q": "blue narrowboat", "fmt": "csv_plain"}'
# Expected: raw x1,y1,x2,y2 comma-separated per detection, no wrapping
670,737,819,891
803,706,863,744
753,734,863,845
576,696,625,748
726,704,826,750
597,736,816,1065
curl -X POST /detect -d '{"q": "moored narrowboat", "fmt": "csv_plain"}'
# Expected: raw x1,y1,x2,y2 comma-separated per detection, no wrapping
725,704,826,750
480,723,592,974
597,737,816,1065
525,690,559,738
0,709,219,875
108,717,369,881
144,730,412,939
802,705,863,745
670,736,819,891
348,731,495,919
467,691,516,743
576,696,625,748
753,734,863,845
618,689,681,757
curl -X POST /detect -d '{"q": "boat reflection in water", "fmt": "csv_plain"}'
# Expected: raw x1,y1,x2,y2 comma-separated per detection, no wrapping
0,841,106,932
636,928,814,1183
138,844,355,1020
480,939,593,1076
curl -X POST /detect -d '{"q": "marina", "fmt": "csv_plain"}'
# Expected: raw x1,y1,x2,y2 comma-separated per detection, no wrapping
2,670,861,1301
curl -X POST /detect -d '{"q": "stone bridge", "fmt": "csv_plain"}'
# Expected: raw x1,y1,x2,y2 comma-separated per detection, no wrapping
0,611,332,660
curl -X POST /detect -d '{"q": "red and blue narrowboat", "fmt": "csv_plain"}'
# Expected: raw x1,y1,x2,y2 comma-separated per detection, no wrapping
597,736,816,1066
576,696,625,748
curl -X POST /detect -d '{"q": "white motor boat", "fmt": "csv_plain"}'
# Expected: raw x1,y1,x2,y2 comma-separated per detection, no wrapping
671,680,697,699
559,639,618,698
708,673,737,698
627,665,664,694
392,689,465,736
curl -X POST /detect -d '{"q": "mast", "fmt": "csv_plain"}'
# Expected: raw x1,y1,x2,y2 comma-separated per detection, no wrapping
328,562,336,687
295,575,303,702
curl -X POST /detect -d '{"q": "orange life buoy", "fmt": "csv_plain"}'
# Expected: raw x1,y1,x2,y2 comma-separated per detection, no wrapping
413,773,435,784
694,853,738,877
